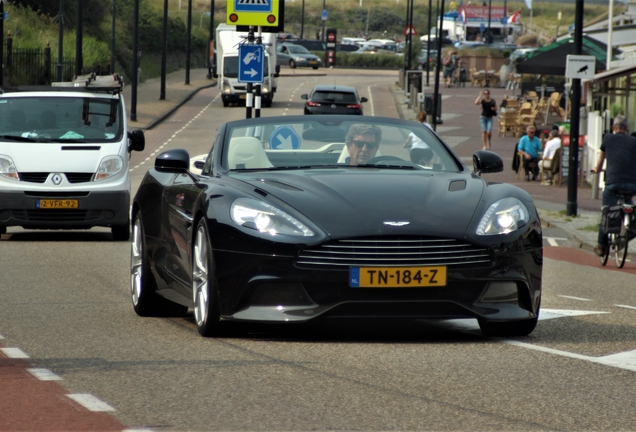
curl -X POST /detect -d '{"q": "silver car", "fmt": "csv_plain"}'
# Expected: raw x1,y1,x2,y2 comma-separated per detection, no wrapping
276,43,322,69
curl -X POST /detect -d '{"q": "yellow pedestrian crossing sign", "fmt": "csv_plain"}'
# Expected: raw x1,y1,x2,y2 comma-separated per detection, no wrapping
227,0,280,27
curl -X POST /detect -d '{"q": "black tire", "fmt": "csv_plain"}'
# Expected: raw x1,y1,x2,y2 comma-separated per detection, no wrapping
192,218,222,337
312,66,319,70
0,226,6,234
289,59,297,68
130,211,188,317
222,99,229,107
616,235,628,268
112,222,130,241
478,315,539,337
263,98,273,108
600,234,610,266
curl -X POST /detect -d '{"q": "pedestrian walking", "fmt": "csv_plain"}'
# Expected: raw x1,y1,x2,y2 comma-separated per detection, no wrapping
474,89,497,150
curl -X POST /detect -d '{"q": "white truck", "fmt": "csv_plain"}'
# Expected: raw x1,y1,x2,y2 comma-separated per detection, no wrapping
215,24,279,108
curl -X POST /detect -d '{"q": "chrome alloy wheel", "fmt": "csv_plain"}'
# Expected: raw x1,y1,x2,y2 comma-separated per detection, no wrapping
131,215,143,306
192,223,210,327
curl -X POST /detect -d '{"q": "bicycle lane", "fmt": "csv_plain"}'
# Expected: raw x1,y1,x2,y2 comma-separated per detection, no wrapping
0,346,127,431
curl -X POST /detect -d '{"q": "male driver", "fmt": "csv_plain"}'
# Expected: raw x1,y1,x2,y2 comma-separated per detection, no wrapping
517,125,542,181
345,124,382,165
591,115,636,256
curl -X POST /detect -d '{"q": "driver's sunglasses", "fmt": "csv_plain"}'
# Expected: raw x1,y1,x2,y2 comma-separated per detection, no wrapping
352,140,379,150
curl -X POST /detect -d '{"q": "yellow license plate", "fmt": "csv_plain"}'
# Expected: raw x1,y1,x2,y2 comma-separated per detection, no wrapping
350,266,447,288
37,199,79,209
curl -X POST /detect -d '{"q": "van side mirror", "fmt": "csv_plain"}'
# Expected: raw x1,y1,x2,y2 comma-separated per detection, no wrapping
275,64,280,77
128,129,145,152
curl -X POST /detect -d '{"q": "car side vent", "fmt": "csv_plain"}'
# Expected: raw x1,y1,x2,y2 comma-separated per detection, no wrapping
449,180,466,191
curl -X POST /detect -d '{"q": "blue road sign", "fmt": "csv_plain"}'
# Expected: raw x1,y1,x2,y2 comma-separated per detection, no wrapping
270,126,300,150
238,44,264,84
235,0,272,13
321,9,328,21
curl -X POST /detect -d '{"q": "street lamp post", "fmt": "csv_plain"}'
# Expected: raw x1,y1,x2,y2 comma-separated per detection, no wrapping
57,0,64,82
321,0,326,42
111,0,117,74
75,0,82,77
160,0,168,100
433,0,447,131
300,0,305,39
426,0,432,86
131,0,139,122
207,0,214,79
186,0,192,84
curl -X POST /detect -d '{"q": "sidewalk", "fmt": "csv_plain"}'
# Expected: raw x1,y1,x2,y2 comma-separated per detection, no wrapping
123,67,603,253
390,79,601,253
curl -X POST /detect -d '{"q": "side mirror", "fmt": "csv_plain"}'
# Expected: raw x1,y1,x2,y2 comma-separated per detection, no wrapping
275,64,281,77
128,129,145,152
360,97,368,103
300,94,308,100
473,150,503,176
155,149,190,172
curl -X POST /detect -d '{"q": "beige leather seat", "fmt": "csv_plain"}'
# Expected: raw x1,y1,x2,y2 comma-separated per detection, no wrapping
227,137,273,169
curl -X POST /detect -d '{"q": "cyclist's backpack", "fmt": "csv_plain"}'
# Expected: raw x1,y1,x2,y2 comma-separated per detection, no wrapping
601,205,622,234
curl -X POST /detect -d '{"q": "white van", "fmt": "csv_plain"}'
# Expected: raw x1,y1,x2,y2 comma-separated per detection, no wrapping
0,74,145,240
341,37,366,46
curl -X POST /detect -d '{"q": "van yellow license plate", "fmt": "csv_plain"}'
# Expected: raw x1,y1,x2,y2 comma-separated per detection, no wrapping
36,199,79,209
349,266,446,288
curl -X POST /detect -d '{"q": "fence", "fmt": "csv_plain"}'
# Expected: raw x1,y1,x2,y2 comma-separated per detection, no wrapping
4,35,76,86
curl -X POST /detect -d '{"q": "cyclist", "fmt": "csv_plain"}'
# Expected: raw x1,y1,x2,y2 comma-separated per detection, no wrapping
591,115,636,256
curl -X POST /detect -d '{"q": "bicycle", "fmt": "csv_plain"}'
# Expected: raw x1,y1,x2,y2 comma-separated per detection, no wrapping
600,189,636,268
451,62,466,88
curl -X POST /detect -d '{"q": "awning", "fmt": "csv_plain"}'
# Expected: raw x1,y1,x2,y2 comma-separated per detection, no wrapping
515,36,621,75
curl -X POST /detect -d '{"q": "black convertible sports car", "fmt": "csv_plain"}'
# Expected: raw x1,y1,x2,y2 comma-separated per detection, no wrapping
130,115,542,337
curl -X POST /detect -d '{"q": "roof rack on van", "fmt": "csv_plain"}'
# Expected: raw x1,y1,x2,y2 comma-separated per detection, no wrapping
51,73,124,94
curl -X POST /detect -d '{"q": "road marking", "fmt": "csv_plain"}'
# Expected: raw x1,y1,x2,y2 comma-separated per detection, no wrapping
541,308,608,318
67,394,116,412
1,347,29,358
545,236,567,247
615,304,636,310
0,333,4,339
558,295,593,301
367,84,375,116
27,368,62,381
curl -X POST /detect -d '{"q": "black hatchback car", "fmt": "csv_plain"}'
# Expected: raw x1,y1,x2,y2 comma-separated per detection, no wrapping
301,85,367,115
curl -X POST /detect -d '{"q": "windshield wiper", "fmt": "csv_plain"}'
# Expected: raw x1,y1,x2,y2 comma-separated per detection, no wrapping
0,134,38,142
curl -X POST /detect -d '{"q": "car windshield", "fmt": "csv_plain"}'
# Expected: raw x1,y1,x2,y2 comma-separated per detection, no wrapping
287,45,310,54
219,117,462,172
0,95,122,143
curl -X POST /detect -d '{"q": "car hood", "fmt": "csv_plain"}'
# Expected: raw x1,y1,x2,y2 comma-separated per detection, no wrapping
234,169,485,239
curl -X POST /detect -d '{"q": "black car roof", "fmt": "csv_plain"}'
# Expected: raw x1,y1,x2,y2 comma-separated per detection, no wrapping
311,85,357,93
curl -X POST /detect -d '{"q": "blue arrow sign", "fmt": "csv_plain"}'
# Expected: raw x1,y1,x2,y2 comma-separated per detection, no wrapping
269,126,301,150
238,44,264,84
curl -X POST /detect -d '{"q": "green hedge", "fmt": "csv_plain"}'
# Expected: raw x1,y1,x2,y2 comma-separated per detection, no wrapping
312,51,405,69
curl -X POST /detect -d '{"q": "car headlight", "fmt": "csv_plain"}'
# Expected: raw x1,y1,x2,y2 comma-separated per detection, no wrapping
95,155,123,181
476,197,529,235
0,154,19,180
222,78,231,94
231,198,314,237
294,56,305,61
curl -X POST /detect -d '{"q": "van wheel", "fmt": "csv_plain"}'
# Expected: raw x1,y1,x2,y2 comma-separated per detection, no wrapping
289,59,297,68
112,223,130,241
0,226,6,234
222,100,229,107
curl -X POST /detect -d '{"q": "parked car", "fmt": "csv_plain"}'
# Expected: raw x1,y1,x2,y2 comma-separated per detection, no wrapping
276,33,299,42
337,43,361,52
301,85,367,115
352,43,399,55
417,48,438,69
277,43,322,69
130,115,543,338
341,37,367,46
291,39,326,51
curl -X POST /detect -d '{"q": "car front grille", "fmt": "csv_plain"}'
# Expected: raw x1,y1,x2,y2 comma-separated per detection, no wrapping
297,237,492,269
19,173,94,183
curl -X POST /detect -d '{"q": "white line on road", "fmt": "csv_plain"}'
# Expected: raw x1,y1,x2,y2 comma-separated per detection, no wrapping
615,304,636,310
27,368,62,381
67,394,116,412
0,333,4,339
545,236,567,247
0,347,29,358
558,295,593,301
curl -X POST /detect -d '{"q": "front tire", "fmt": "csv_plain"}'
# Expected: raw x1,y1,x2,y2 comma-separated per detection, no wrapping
616,235,628,268
600,234,610,266
131,211,188,317
289,59,297,68
112,222,130,241
192,219,222,337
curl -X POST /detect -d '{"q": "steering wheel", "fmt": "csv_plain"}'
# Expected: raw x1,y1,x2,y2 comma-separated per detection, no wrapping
364,155,404,164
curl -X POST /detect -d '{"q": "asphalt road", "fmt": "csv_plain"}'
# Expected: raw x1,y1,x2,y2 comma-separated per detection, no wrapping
2,69,636,431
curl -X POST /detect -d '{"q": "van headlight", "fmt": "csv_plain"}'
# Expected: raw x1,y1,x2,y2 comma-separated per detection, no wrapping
0,155,19,180
222,78,232,94
95,155,123,181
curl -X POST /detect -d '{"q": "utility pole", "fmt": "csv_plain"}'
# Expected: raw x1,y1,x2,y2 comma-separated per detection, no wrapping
131,0,139,122
433,0,446,131
186,0,192,84
566,0,584,217
207,0,214,79
0,0,4,86
160,0,168,100
111,0,117,74
487,0,492,43
75,0,82,77
321,0,326,42
300,0,305,39
426,0,432,86
57,0,64,82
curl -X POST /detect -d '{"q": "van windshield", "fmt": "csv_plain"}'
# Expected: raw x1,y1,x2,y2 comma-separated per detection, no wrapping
0,96,123,143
